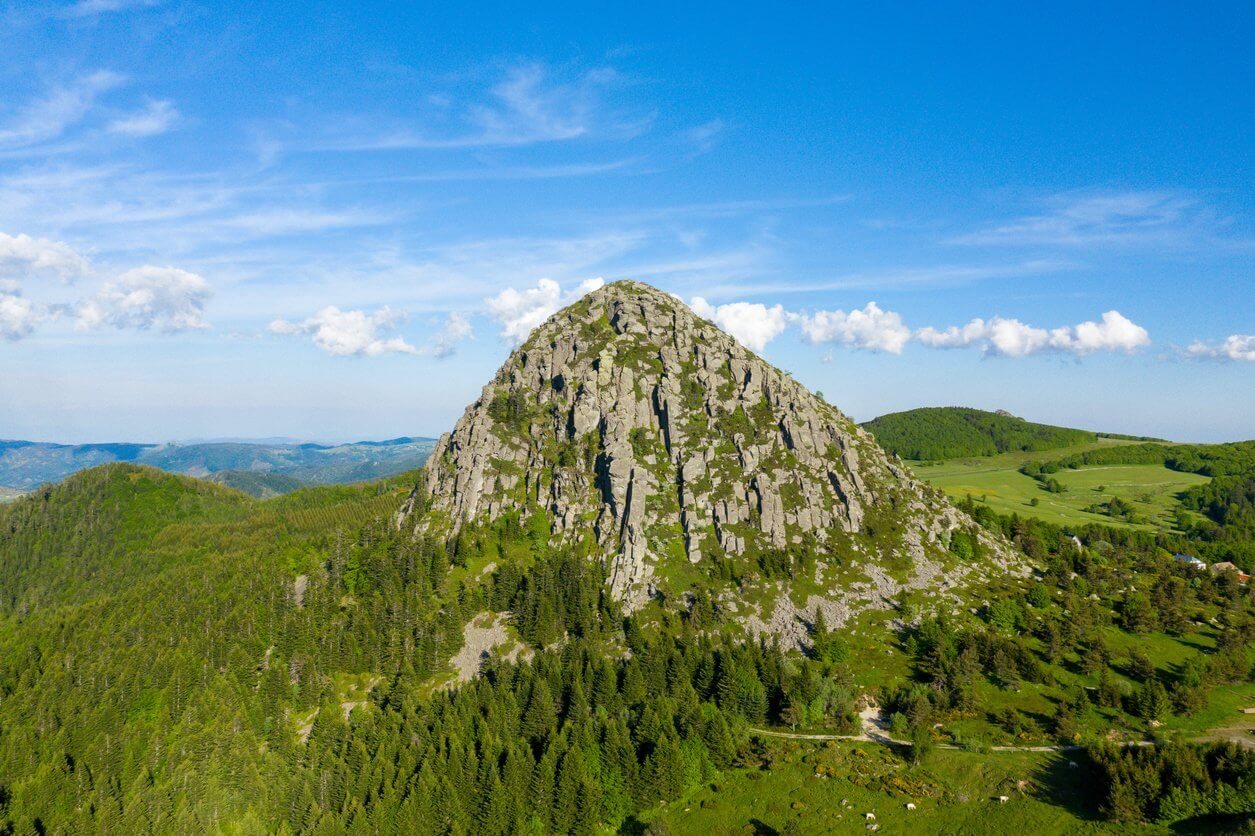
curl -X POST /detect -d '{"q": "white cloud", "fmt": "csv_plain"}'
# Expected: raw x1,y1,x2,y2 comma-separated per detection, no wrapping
686,296,907,355
917,310,1150,357
0,71,126,149
421,311,473,358
690,297,788,353
78,266,210,332
485,277,604,344
1068,310,1152,354
0,290,44,341
916,318,990,349
1187,334,1255,362
107,99,179,137
794,302,910,354
988,319,1059,357
0,231,91,280
918,317,1059,356
268,306,416,357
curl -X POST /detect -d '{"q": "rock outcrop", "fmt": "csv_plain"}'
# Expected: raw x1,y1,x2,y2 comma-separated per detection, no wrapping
400,280,1023,616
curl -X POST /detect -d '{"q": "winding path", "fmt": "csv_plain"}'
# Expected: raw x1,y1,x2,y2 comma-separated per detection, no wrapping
748,726,1084,752
748,706,1158,753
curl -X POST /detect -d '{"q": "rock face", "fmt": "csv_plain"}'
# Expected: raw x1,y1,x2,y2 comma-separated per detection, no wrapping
401,280,1023,617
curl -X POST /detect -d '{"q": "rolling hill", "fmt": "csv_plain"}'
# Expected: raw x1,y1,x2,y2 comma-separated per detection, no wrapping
861,406,1156,461
206,469,308,498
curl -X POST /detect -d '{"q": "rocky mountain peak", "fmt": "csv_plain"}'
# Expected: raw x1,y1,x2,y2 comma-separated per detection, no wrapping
401,280,1023,630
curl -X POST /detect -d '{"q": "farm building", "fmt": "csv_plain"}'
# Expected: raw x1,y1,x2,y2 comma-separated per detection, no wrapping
1174,553,1207,570
1210,562,1251,583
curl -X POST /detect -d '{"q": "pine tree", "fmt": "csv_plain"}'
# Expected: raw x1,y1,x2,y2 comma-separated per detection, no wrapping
1136,678,1169,723
522,679,557,747
477,772,510,836
528,747,557,830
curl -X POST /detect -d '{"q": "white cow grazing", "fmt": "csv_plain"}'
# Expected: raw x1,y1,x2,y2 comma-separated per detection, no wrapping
997,795,1010,803
905,802,916,810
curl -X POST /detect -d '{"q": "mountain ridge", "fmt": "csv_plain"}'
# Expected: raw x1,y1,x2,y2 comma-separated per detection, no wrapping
0,436,438,494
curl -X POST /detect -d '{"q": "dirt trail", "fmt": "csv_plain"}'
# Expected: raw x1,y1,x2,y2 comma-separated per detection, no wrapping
749,706,1159,753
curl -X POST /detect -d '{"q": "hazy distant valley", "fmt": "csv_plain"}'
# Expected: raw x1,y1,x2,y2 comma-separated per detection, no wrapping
0,436,437,498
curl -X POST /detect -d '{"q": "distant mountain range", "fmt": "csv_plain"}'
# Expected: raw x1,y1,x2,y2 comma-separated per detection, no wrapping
0,436,438,497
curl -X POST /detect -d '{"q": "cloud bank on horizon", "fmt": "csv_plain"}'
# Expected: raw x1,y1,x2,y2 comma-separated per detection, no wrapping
0,230,1250,368
484,278,1163,360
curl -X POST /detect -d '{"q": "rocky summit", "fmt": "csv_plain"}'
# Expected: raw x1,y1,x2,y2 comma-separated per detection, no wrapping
401,280,1024,639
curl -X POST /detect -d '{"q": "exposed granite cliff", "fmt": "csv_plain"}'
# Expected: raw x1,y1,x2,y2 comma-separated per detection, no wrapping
400,281,1024,626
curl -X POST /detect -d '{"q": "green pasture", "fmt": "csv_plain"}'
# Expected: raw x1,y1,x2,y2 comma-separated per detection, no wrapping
640,741,1166,834
910,451,1209,531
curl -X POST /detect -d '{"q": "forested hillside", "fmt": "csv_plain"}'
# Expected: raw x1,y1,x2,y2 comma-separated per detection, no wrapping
862,407,1107,460
0,465,826,832
1046,439,1255,477
207,469,308,498
0,465,251,614
0,461,1251,833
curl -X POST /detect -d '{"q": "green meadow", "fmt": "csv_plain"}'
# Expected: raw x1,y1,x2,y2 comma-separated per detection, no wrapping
643,741,1162,835
910,442,1209,532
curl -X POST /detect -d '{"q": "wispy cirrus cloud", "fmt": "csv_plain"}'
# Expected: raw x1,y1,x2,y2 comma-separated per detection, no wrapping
316,62,650,152
60,0,163,18
0,163,391,261
680,119,726,156
950,190,1222,248
107,99,179,137
0,70,126,150
699,259,1074,299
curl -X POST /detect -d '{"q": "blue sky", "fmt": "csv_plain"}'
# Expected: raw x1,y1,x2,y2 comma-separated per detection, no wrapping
0,1,1251,443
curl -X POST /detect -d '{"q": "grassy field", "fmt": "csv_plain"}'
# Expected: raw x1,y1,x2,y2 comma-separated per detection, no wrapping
638,737,1255,834
785,617,1254,749
637,740,1180,834
910,442,1208,531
